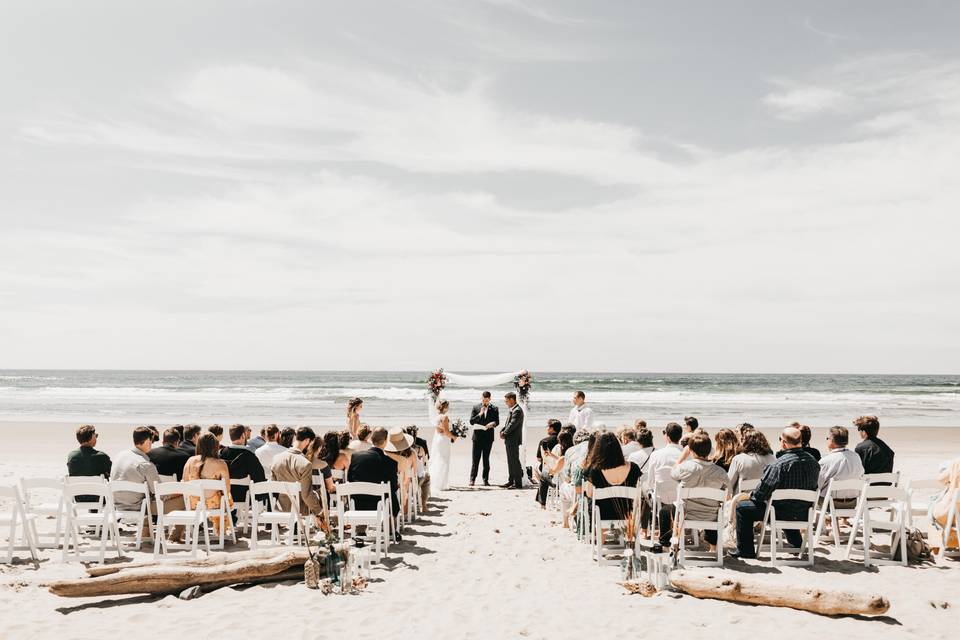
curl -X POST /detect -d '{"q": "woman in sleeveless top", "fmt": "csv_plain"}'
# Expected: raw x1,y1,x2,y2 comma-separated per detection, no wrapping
586,432,642,520
183,433,233,536
346,397,363,439
428,400,453,491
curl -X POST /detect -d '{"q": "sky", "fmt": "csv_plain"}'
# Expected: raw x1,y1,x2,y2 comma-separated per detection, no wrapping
1,0,959,374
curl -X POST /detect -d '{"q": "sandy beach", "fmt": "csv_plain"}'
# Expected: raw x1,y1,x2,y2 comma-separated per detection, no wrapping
1,421,959,639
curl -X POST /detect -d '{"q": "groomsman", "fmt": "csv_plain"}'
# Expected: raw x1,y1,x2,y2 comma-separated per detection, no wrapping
568,391,594,430
469,391,499,486
500,392,525,489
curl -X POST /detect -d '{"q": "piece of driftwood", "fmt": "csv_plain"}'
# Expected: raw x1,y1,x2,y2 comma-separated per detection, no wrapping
669,570,890,617
84,549,310,577
49,550,318,597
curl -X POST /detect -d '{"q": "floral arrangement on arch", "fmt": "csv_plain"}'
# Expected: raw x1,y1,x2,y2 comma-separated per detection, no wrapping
513,369,533,404
427,368,447,402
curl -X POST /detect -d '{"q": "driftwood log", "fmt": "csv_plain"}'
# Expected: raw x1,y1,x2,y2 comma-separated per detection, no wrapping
669,570,890,617
49,549,320,597
84,549,310,577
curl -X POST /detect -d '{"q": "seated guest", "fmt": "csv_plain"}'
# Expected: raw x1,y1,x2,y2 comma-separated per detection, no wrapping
146,426,160,447
335,431,353,470
254,424,286,480
538,430,574,512
248,426,268,451
644,423,684,543
306,433,336,496
271,427,324,520
854,415,895,475
782,422,821,461
405,425,430,511
731,427,819,559
620,428,640,459
172,424,185,443
348,424,373,451
680,415,699,447
280,426,296,448
208,424,224,448
384,428,417,518
220,423,266,504
182,433,233,536
347,427,400,523
585,433,642,529
407,424,429,459
149,428,190,479
818,426,864,507
178,424,202,456
626,427,655,472
67,425,112,484
727,430,776,494
535,419,561,481
671,431,728,551
634,419,647,429
932,457,960,552
110,426,160,519
711,428,739,472
736,422,755,442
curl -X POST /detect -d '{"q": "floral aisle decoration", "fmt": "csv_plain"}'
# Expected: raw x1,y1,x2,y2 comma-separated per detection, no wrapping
427,368,447,402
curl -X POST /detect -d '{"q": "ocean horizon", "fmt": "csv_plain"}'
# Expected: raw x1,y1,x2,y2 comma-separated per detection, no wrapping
1,369,958,428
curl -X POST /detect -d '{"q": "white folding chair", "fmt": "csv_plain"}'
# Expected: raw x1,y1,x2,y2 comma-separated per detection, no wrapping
676,487,726,567
864,472,901,487
153,481,208,558
61,482,122,563
1,484,40,566
845,485,909,566
337,481,389,561
935,489,960,561
906,478,942,528
20,477,66,550
813,478,865,548
738,477,760,494
196,479,236,550
757,489,818,566
108,480,153,550
591,486,638,565
249,481,309,549
157,474,177,485
231,477,253,534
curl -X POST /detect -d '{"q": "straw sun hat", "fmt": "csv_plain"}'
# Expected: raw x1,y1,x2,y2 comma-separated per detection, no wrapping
384,427,414,453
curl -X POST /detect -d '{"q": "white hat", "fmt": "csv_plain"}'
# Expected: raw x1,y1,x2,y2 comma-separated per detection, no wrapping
384,427,414,453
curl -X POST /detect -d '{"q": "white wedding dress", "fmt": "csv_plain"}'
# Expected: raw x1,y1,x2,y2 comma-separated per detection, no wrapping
429,414,452,491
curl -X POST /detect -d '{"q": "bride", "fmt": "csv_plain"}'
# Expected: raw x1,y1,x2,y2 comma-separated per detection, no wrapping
429,399,454,491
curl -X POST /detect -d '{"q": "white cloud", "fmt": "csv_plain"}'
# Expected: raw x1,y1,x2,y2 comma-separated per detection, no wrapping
763,84,853,120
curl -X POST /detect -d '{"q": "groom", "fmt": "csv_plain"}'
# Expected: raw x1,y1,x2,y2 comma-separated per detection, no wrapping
500,391,525,489
469,391,499,486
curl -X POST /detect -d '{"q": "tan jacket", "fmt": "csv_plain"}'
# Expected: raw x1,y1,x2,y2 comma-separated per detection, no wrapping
270,448,323,515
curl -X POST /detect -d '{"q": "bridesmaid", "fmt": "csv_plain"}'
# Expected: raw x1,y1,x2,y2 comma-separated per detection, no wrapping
346,397,363,439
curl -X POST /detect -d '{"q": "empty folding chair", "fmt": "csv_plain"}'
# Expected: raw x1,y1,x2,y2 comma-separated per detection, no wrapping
591,486,638,565
906,478,943,528
813,478,865,548
61,481,122,563
935,489,960,561
249,481,307,549
153,481,208,558
195,478,236,550
845,485,909,566
757,489,818,566
108,480,153,551
337,482,389,561
676,487,726,567
1,484,40,566
19,477,66,550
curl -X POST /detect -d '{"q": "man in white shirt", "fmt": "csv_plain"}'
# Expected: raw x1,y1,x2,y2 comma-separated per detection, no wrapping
620,428,641,459
818,425,864,506
568,391,594,430
255,424,287,480
110,426,160,516
643,422,684,544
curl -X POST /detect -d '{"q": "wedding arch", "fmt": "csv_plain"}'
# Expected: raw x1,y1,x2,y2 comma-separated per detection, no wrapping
426,369,534,486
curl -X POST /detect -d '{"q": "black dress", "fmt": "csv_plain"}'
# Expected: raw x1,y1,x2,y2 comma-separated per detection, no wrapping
590,463,642,520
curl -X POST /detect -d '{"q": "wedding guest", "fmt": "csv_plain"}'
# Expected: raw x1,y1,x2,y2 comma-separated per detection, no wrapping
736,422,756,443
334,431,353,470
183,433,233,536
271,427,324,519
730,427,819,559
349,424,374,452
539,430,574,512
634,419,647,429
347,427,401,525
110,426,160,518
146,426,160,446
535,419,561,482
568,391,594,430
280,427,296,448
172,424,185,442
620,428,641,459
854,415,895,474
248,426,268,452
384,428,417,519
66,425,112,486
626,428,655,473
727,430,776,494
645,422,684,543
346,397,364,439
671,431,728,551
407,424,429,459
817,426,864,505
586,433,642,525
932,457,960,552
406,426,430,510
306,436,337,496
680,416,699,447
208,424,224,447
254,424,286,480
220,423,266,503
784,422,821,461
178,424,202,456
148,428,190,479
711,428,740,472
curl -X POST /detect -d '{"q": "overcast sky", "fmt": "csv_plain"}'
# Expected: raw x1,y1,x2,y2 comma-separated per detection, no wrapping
1,1,959,373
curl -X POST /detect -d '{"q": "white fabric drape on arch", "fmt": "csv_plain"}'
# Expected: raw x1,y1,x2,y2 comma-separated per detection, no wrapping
426,370,532,487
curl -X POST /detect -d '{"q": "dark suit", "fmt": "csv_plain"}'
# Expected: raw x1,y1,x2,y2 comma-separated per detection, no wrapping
501,404,524,487
177,441,196,457
147,444,190,480
220,444,266,503
469,402,500,483
347,447,400,516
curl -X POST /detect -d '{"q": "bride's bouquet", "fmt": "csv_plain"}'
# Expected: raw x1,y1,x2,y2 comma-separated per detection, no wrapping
427,368,447,401
450,418,469,439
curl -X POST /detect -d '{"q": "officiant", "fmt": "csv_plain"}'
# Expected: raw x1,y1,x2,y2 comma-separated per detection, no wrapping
469,391,499,486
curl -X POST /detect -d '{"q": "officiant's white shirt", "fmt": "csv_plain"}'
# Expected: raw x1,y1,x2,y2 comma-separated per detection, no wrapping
568,405,594,430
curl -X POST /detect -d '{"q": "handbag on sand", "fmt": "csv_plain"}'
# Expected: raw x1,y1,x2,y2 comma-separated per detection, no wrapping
893,527,932,563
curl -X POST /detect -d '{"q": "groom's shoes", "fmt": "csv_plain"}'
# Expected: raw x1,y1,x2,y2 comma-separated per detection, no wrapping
499,482,514,489
469,480,475,487
483,480,490,487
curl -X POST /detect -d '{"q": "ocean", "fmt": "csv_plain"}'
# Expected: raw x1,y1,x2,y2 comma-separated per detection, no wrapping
0,370,958,428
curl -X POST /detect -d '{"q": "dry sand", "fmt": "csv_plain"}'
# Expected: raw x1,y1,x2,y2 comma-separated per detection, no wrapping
1,421,960,639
